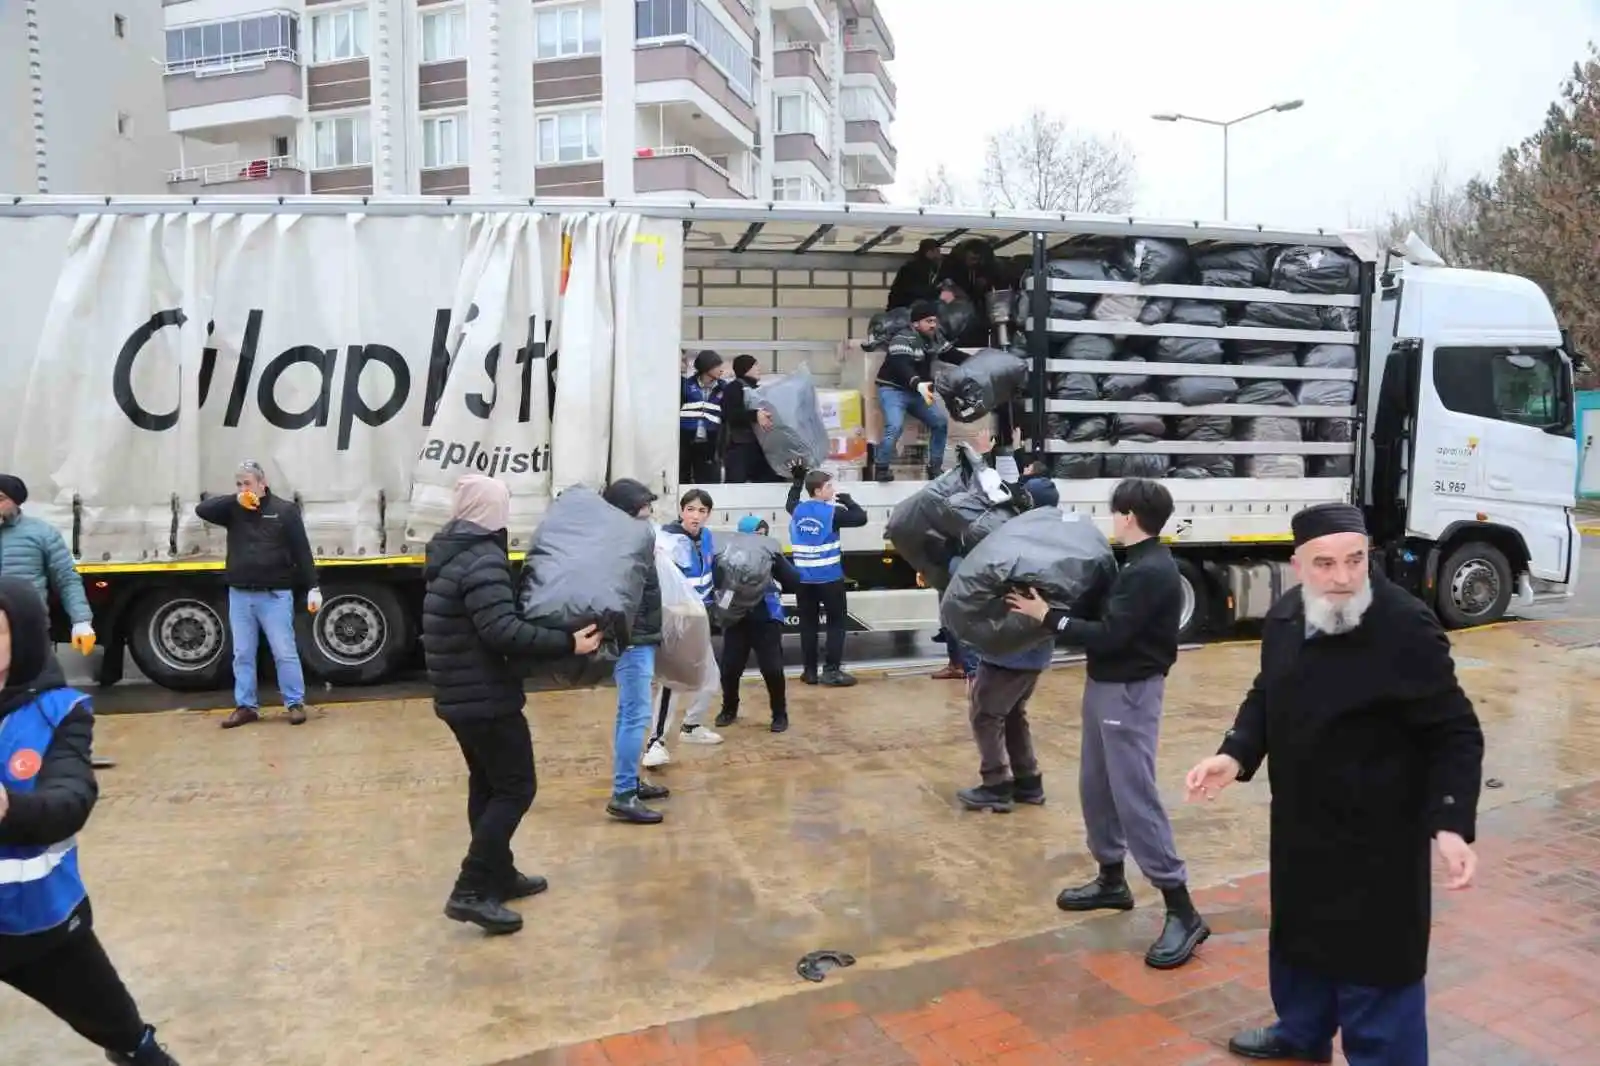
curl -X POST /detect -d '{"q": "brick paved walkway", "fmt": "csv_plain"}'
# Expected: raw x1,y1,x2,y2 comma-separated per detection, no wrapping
507,781,1600,1066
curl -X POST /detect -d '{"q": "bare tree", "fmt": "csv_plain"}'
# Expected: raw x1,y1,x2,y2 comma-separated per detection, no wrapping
979,110,1137,213
1374,162,1481,265
910,164,968,206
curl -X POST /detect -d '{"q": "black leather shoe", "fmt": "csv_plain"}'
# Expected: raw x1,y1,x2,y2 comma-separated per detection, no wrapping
771,712,789,733
635,781,671,801
444,893,523,935
1056,866,1136,912
1145,904,1210,969
502,871,549,901
606,791,664,824
1013,774,1045,805
956,782,1014,813
1226,1027,1333,1063
714,709,738,727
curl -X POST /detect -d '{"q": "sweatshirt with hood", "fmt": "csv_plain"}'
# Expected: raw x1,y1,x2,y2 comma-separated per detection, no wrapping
421,476,574,722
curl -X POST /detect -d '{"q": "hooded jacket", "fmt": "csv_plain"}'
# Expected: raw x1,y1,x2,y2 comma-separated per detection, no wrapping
602,480,662,646
421,482,575,721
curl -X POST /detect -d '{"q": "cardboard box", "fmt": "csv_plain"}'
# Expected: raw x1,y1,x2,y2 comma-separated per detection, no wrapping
816,388,867,463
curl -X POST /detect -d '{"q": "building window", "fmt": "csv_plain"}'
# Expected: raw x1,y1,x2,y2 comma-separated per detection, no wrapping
420,8,467,63
422,113,469,169
635,0,755,104
164,13,299,71
1433,347,1570,431
312,114,372,169
772,175,823,201
114,14,127,38
536,108,603,165
536,2,601,60
775,91,827,142
310,6,370,64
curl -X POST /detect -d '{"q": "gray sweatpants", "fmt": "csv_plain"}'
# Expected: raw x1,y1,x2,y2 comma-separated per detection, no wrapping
1079,676,1187,889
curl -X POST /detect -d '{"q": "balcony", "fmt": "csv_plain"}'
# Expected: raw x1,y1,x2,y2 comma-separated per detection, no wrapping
164,48,304,141
773,42,829,95
843,119,895,183
635,146,751,200
167,155,308,194
844,47,894,106
840,0,894,59
774,132,831,177
635,43,757,145
845,185,885,204
770,0,833,41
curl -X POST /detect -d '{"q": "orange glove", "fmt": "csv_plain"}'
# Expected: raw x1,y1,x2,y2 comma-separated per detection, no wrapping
237,490,260,510
71,622,96,655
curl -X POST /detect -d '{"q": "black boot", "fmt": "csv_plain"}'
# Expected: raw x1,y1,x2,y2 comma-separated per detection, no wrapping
1012,773,1045,805
107,1025,179,1065
714,707,738,727
1226,1027,1333,1063
801,669,819,685
771,709,789,733
606,791,664,825
1144,884,1210,969
956,780,1014,813
1056,862,1136,912
501,871,549,901
444,892,523,935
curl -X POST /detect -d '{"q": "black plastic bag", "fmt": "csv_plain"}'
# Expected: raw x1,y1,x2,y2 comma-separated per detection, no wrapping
518,485,654,687
886,444,991,578
1119,238,1194,285
1154,337,1225,364
1053,453,1104,479
1272,246,1361,295
1172,413,1236,478
1045,258,1124,281
1063,334,1118,362
864,307,911,352
1050,372,1100,401
1113,395,1166,439
1168,301,1228,328
1101,357,1152,399
1104,437,1170,478
1229,340,1299,366
1046,295,1094,323
1237,302,1323,332
937,348,1030,422
1320,306,1360,332
938,292,979,342
709,531,780,625
1199,269,1258,289
940,507,1118,659
1196,244,1272,286
1139,298,1175,325
1236,379,1297,406
1310,419,1355,477
1052,415,1108,480
1161,375,1238,406
751,365,830,469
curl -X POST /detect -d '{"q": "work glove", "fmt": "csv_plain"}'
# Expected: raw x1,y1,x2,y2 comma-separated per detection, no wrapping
916,382,935,406
70,622,96,656
306,588,323,614
237,490,260,511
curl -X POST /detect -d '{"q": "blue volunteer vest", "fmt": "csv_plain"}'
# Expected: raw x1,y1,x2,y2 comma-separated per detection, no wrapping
676,528,717,605
0,687,90,936
790,499,843,584
680,377,723,438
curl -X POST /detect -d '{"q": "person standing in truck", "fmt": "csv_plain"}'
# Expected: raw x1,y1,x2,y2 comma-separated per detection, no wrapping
1005,477,1209,971
714,516,801,733
874,300,949,483
194,461,320,729
718,355,783,484
642,489,724,769
887,238,944,311
0,577,182,1066
1186,502,1482,1066
680,350,727,485
786,467,868,688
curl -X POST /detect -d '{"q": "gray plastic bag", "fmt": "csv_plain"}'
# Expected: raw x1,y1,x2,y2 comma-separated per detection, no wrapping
518,485,654,687
937,348,1030,422
940,507,1118,659
1161,376,1238,406
709,531,780,625
751,365,830,470
1272,246,1361,295
887,444,986,580
1240,418,1305,478
1105,437,1170,479
1154,337,1225,364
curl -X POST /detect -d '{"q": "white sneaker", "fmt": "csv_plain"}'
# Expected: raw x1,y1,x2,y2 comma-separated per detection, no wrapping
641,740,671,768
680,725,723,745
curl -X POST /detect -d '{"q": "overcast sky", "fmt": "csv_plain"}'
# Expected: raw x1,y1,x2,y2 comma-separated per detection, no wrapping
878,0,1597,230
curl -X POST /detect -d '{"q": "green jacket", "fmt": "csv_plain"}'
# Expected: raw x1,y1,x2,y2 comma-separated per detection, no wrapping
0,512,91,624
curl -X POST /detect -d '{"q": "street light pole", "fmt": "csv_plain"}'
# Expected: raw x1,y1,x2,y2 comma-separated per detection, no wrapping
1151,100,1304,220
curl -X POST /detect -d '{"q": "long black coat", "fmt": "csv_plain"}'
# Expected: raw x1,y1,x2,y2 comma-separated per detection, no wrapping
1217,573,1484,987
421,520,573,722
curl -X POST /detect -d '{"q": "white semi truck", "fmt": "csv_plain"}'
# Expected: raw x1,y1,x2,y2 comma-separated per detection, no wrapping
0,197,1579,693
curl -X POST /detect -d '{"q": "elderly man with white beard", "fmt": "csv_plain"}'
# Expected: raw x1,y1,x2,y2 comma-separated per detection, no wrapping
1185,501,1484,1066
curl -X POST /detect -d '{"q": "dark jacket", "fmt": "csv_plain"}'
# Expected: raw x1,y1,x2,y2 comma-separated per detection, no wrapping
195,490,316,590
421,520,574,722
719,374,761,448
784,480,870,531
1044,538,1180,682
601,481,662,647
888,256,942,310
874,327,935,394
1217,574,1484,987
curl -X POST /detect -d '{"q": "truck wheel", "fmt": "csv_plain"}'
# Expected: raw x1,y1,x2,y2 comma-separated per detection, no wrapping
1436,543,1514,629
295,582,413,686
1175,559,1210,643
126,587,232,692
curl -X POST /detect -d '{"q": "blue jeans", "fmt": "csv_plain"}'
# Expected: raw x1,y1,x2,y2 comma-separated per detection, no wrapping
1269,952,1427,1065
227,588,305,709
878,385,949,468
612,644,656,795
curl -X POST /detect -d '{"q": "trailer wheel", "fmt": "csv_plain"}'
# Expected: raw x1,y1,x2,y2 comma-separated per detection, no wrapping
126,587,232,692
295,582,413,686
1436,542,1513,629
1176,559,1210,643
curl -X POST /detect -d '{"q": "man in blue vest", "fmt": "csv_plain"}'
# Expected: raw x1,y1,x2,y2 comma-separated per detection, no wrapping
680,350,727,485
713,517,802,733
0,576,180,1065
642,489,724,768
786,467,868,687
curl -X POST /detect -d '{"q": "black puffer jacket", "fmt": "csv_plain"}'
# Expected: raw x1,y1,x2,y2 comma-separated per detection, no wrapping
421,520,573,721
601,480,662,645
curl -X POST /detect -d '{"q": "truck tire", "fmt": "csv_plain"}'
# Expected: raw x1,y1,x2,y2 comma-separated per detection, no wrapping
126,586,232,692
1436,542,1514,629
1175,559,1210,643
295,582,413,687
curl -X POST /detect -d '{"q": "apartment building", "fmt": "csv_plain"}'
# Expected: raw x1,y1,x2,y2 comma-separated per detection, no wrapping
159,0,897,202
1,1,178,194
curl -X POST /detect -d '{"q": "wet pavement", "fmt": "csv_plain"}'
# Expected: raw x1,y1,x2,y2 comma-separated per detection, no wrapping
8,620,1600,1065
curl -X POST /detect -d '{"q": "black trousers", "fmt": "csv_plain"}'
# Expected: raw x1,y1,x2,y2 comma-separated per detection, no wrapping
723,441,785,483
679,430,721,484
446,714,537,897
720,614,786,717
796,581,848,673
0,900,147,1055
